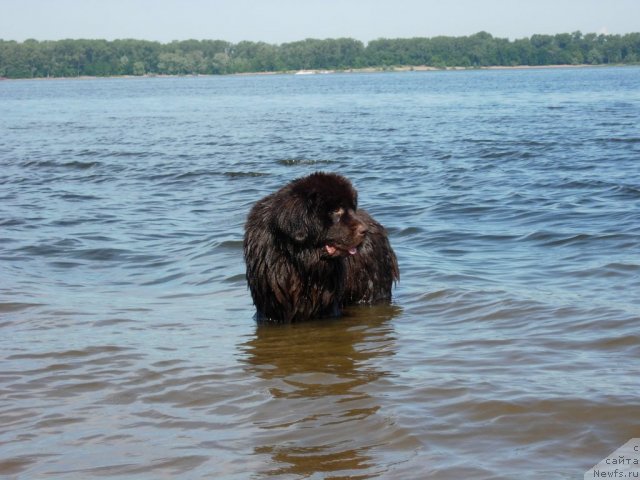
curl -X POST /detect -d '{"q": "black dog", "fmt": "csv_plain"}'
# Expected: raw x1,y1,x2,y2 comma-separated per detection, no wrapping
244,172,398,322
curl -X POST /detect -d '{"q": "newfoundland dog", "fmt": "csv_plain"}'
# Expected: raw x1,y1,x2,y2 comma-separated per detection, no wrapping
243,172,398,322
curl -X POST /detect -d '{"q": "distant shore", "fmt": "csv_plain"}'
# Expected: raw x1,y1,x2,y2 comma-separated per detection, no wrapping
1,63,628,82
312,63,614,74
3,33,638,81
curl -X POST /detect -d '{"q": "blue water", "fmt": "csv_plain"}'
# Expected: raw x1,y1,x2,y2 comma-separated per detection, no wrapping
1,67,639,479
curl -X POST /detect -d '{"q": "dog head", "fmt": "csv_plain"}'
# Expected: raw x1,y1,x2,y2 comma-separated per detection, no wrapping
273,172,367,257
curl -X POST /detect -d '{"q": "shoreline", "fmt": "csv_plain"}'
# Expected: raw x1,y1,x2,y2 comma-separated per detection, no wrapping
1,63,631,81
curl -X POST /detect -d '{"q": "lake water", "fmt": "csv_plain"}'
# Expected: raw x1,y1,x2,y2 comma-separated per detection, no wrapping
1,67,639,479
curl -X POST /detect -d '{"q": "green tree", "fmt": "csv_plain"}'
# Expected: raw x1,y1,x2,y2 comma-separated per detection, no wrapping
1,33,639,79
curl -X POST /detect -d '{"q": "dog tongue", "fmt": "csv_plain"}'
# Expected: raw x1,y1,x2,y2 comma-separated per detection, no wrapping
325,245,357,256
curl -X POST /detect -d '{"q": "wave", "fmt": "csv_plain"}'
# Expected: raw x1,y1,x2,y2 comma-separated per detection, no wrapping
276,158,338,166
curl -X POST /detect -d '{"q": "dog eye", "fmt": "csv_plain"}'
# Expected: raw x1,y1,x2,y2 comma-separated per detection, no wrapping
330,208,344,223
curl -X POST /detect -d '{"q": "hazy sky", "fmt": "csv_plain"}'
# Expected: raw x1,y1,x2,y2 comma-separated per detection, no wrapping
2,0,639,44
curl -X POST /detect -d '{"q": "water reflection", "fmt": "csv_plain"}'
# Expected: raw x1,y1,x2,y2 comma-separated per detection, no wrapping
241,305,402,478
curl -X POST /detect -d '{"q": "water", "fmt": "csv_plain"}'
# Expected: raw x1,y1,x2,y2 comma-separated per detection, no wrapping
1,67,639,479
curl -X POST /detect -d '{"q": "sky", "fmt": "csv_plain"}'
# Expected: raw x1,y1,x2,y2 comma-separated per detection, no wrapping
1,0,639,44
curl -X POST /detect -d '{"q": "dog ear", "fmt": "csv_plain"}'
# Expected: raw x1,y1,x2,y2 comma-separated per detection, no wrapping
274,197,309,243
272,196,322,244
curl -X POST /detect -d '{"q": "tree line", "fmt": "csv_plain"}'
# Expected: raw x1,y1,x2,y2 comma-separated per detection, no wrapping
1,31,639,79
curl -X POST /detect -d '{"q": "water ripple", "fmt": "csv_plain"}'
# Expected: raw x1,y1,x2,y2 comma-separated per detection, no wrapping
1,67,639,479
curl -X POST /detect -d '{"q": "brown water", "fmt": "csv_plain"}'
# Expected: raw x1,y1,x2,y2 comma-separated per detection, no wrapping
1,68,640,478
